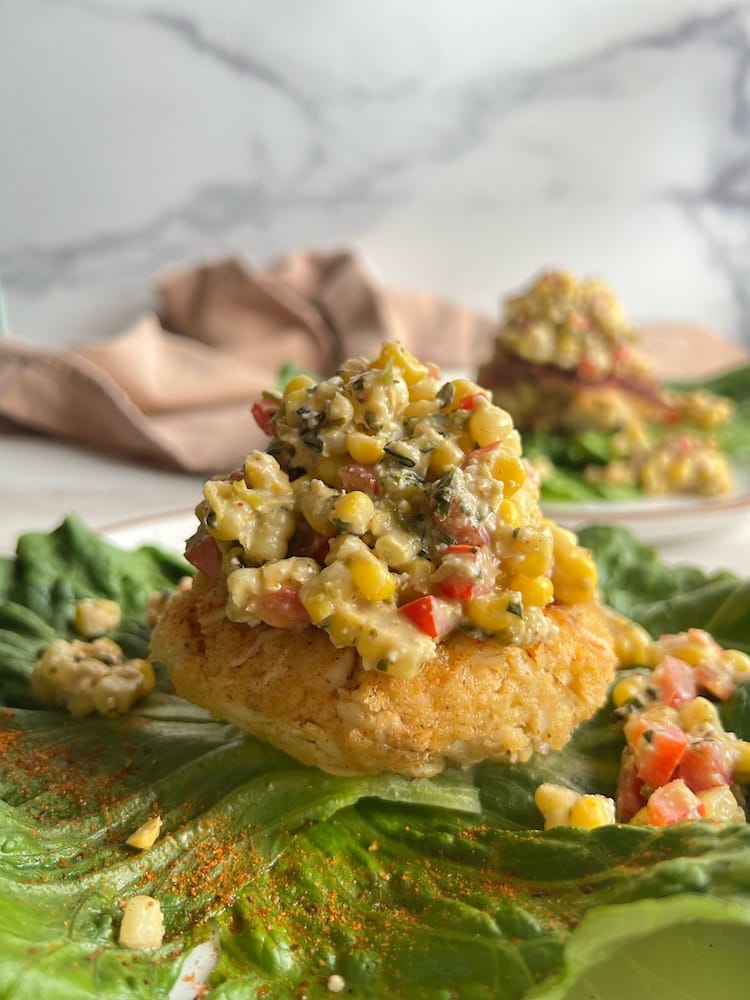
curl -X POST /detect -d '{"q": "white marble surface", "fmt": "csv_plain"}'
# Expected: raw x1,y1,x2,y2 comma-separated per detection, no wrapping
3,0,750,569
2,0,750,351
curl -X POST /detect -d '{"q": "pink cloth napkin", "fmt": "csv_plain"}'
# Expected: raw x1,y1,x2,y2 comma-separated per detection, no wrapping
0,249,745,473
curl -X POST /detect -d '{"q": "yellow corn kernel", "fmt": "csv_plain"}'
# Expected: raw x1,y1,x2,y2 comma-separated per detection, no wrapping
611,674,649,709
499,499,521,528
74,598,122,637
546,520,578,555
733,740,750,782
126,815,163,850
284,386,312,415
408,377,440,403
466,594,517,633
402,557,434,587
491,454,526,495
119,895,165,950
133,659,156,695
444,378,484,411
332,491,374,534
678,696,723,733
725,649,750,679
518,542,552,578
316,455,348,487
534,782,580,829
283,373,317,396
428,438,466,474
606,610,653,667
373,342,429,385
347,431,385,464
374,531,419,570
350,556,396,602
670,641,708,667
402,399,439,420
303,589,336,624
551,548,598,605
511,573,554,608
698,786,745,823
569,794,616,830
468,404,513,447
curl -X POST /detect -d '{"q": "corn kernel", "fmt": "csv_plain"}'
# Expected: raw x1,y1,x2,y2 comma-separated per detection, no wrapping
332,491,374,534
499,499,521,528
408,378,440,403
725,649,750,679
374,531,419,569
569,794,616,830
468,405,513,447
74,598,122,637
443,378,484,410
119,895,165,950
551,548,598,605
612,674,649,709
428,438,465,474
733,740,750,782
403,399,439,420
534,782,580,829
350,556,396,602
347,431,385,464
302,588,336,624
511,573,553,608
518,541,552,578
671,641,708,667
629,806,651,826
491,455,526,495
283,373,316,396
126,815,163,850
285,386,312,415
372,342,428,385
133,659,156,695
678,696,723,733
698,786,745,823
466,594,517,633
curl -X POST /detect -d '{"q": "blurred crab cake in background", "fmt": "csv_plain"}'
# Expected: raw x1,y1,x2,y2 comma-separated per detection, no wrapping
151,341,617,777
478,270,734,498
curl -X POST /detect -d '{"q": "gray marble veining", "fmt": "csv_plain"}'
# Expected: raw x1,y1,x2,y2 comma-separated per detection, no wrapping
2,0,750,350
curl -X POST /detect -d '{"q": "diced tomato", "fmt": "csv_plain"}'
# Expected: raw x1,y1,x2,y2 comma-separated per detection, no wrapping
652,655,697,709
625,716,689,789
338,463,381,496
440,578,475,600
677,739,732,793
646,778,706,826
436,502,490,547
251,398,279,437
437,545,492,602
259,587,311,629
616,749,646,821
400,596,460,639
426,362,441,379
184,532,223,578
694,660,736,701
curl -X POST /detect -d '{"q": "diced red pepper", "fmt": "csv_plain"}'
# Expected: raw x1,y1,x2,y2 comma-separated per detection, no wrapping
251,398,279,437
461,442,501,468
400,596,460,639
576,356,601,382
184,532,223,578
437,545,492,602
625,716,689,789
259,587,311,629
652,655,697,709
677,739,732,793
646,778,706,826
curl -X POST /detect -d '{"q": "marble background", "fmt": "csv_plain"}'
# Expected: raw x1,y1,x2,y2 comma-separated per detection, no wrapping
2,0,750,351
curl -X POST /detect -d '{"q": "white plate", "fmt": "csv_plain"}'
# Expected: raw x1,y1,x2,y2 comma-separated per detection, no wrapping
101,508,196,553
542,462,750,544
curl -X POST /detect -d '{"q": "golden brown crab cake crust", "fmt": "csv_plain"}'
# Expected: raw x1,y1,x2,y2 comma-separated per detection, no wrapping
151,572,617,777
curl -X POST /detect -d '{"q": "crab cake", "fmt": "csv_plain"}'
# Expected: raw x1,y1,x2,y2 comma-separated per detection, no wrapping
151,340,617,776
152,573,615,777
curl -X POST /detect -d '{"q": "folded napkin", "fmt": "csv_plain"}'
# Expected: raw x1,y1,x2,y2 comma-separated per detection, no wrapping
1,249,746,474
0,250,494,473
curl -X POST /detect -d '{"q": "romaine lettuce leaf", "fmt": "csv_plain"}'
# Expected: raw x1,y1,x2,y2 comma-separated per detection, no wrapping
1,518,750,999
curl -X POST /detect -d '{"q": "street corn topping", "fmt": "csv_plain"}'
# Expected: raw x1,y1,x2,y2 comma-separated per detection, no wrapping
189,341,599,678
118,895,165,950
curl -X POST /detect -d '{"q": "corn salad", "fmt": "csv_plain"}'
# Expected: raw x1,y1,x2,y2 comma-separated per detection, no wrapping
187,341,599,678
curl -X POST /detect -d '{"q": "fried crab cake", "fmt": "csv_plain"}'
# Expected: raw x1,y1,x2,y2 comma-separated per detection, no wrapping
151,573,616,777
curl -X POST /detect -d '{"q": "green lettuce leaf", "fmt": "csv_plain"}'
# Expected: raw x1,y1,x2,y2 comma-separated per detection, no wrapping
2,518,750,998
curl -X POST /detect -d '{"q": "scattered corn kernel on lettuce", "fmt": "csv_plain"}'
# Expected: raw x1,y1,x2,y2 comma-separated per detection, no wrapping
3,518,750,998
